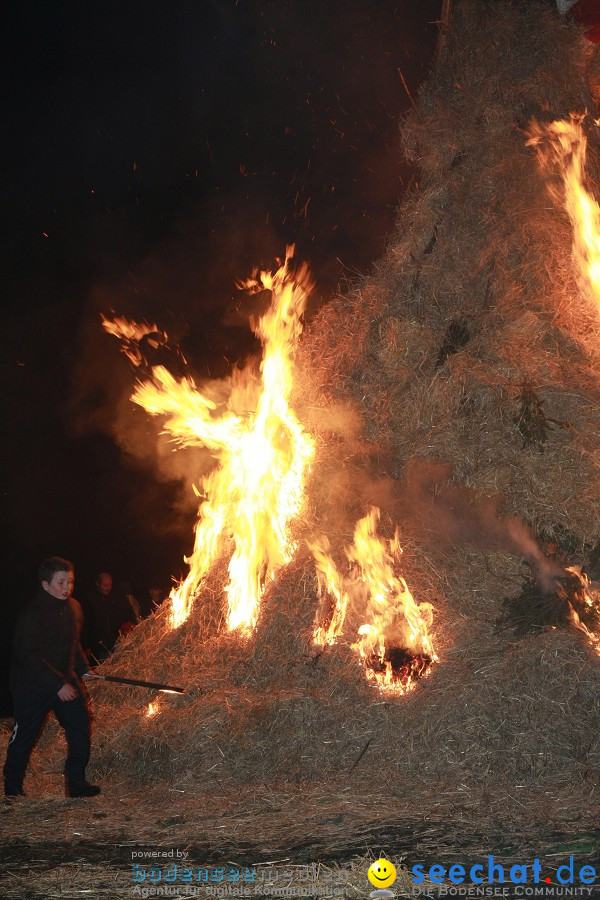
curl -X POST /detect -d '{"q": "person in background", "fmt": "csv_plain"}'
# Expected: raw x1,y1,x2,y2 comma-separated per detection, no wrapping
136,583,166,620
148,585,165,610
3,556,100,798
82,571,130,661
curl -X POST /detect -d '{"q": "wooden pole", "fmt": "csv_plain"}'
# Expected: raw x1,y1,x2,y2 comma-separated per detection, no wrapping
85,673,186,693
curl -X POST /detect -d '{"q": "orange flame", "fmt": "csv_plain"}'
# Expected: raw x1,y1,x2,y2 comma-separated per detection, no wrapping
311,535,349,646
106,255,437,695
146,701,159,718
311,507,437,692
562,566,600,656
527,114,600,312
101,315,168,367
107,248,315,633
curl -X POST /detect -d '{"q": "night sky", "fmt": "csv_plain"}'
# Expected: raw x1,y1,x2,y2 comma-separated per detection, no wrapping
2,1,441,705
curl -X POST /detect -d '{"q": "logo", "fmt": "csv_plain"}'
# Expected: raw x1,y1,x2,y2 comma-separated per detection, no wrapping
368,859,397,897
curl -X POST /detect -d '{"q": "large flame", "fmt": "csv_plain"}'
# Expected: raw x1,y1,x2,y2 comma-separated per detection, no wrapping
104,247,315,633
311,507,437,692
528,113,600,312
104,254,438,694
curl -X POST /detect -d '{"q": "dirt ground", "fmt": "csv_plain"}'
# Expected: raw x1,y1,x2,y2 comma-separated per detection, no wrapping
1,736,599,900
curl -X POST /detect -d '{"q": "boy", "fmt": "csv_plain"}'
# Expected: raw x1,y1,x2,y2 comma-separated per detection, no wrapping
3,557,101,798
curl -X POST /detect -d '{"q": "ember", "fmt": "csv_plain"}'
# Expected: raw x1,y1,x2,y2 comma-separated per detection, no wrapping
382,647,433,682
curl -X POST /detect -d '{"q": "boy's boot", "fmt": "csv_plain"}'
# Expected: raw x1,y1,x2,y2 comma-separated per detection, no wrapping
4,782,25,798
65,780,101,798
65,765,101,797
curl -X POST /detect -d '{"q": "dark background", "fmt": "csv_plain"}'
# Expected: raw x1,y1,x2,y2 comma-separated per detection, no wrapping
1,0,442,711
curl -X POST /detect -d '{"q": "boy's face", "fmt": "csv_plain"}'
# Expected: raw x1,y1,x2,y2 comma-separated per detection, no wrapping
43,570,74,600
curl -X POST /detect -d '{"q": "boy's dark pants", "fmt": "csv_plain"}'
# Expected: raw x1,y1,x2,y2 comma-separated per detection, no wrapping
3,688,91,793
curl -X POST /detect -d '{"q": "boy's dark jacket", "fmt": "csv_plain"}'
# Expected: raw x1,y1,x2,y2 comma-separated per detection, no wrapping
10,588,90,694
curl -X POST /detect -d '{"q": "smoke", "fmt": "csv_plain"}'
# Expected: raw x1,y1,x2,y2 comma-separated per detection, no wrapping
68,249,250,536
398,459,565,592
69,233,312,536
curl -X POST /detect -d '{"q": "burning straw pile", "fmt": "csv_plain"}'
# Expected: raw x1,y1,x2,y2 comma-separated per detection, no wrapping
36,1,600,815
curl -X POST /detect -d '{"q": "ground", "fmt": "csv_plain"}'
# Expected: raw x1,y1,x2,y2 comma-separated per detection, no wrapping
1,733,599,900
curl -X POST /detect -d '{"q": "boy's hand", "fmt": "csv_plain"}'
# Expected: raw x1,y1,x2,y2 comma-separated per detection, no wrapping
58,683,77,701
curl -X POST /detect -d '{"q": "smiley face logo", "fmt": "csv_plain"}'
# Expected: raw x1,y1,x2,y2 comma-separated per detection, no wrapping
368,858,397,888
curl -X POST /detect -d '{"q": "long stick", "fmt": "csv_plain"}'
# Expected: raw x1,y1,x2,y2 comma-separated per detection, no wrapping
86,673,186,694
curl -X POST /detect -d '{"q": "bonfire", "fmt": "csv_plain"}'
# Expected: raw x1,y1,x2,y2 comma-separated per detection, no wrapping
102,245,437,696
28,1,600,826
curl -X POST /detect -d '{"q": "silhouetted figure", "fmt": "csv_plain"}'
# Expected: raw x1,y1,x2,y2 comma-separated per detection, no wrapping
82,572,132,662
